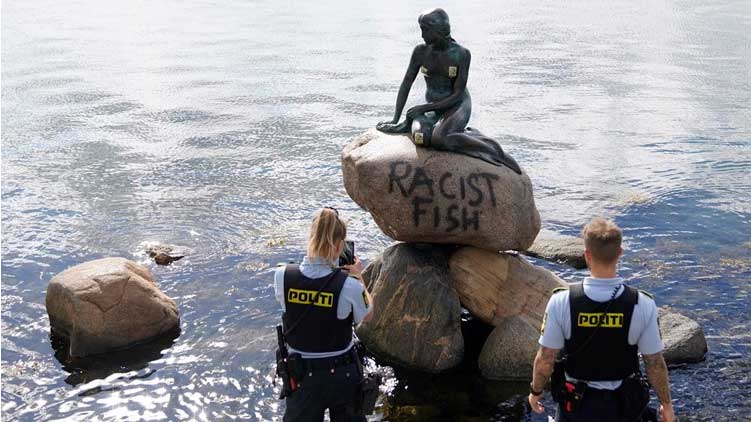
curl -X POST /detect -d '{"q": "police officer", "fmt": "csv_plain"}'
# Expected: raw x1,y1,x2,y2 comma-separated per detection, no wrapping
528,218,675,422
274,207,373,422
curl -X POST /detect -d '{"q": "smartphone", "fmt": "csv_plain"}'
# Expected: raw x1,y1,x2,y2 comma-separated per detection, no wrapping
339,240,355,266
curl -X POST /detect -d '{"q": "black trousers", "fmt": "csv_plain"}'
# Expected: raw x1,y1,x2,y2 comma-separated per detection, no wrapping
556,388,643,422
283,361,365,422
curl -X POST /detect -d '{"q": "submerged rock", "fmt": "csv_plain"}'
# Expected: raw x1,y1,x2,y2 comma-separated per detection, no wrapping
342,129,540,252
524,229,586,269
146,244,185,265
478,317,539,380
357,243,464,373
448,247,566,328
45,258,180,357
659,307,708,365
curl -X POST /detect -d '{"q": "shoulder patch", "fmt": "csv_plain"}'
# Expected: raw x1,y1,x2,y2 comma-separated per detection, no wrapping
552,286,569,294
638,289,655,300
362,290,369,307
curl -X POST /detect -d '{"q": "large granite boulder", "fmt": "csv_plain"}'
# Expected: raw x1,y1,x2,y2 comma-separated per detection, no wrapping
357,243,464,372
659,307,708,365
46,258,180,357
448,247,566,328
478,317,539,380
342,129,540,252
524,229,586,269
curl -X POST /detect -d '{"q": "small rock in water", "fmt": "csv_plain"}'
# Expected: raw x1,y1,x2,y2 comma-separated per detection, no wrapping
659,307,708,366
154,252,183,265
146,244,186,266
523,229,586,269
45,258,180,357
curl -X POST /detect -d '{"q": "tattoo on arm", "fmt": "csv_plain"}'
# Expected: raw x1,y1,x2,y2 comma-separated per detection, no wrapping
643,352,672,405
531,346,559,392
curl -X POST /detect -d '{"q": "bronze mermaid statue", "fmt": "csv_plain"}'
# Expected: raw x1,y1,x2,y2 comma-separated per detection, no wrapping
377,8,522,174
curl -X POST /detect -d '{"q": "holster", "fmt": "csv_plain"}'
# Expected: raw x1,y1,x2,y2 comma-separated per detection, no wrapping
618,373,650,419
561,381,587,413
354,373,381,416
551,357,567,404
275,348,291,399
351,343,381,417
276,321,303,400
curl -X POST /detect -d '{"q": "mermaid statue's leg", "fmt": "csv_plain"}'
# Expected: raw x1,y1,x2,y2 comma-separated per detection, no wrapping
410,112,440,146
432,98,522,174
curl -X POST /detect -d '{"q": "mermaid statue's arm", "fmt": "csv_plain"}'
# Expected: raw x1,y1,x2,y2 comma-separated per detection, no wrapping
377,45,424,132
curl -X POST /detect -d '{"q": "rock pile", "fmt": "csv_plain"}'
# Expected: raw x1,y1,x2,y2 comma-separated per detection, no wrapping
344,130,708,380
344,130,553,376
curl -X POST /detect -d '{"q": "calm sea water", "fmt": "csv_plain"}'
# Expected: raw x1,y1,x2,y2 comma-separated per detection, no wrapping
2,0,750,420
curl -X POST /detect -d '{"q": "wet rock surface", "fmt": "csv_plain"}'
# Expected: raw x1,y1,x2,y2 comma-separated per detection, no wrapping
524,229,586,269
357,243,464,373
659,307,708,365
45,258,180,357
342,129,541,252
448,247,567,327
478,317,539,380
146,243,186,265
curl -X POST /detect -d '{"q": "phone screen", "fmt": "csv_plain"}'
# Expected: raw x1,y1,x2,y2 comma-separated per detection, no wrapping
339,240,355,267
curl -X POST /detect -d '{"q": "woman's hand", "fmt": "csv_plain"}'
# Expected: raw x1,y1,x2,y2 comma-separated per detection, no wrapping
343,257,363,281
406,104,430,119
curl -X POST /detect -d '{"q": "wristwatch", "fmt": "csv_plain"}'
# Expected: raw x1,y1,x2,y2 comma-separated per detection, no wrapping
529,383,543,396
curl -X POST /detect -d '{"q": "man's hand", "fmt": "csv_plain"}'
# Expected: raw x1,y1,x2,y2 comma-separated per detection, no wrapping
659,402,675,422
528,346,558,415
528,393,544,414
643,352,674,422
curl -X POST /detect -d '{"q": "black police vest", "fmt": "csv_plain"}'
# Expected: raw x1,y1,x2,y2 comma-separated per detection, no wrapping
282,265,353,353
564,283,640,381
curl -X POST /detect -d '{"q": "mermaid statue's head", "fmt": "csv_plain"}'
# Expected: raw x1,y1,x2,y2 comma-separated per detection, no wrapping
418,8,453,45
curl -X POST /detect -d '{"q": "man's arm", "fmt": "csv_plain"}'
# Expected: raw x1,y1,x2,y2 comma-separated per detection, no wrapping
528,345,559,414
642,352,675,422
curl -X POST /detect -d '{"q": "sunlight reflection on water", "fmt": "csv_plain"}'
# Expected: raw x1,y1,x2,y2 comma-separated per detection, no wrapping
2,0,750,420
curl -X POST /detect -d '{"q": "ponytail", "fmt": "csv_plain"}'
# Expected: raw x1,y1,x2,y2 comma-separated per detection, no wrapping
308,208,347,260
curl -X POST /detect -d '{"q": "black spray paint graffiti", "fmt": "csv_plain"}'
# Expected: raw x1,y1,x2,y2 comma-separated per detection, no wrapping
388,161,499,232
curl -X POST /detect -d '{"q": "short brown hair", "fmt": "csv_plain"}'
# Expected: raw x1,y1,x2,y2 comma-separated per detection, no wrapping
308,208,347,260
581,217,622,263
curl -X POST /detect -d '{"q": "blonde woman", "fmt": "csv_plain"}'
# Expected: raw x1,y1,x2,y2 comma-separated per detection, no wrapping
274,207,373,422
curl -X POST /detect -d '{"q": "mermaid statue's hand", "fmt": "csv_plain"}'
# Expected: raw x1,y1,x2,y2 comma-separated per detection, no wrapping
406,104,430,119
376,119,411,134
